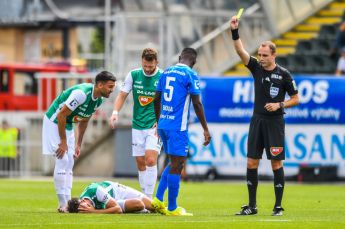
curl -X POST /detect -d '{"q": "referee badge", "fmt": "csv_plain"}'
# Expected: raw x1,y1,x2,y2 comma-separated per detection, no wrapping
270,147,283,156
270,86,279,98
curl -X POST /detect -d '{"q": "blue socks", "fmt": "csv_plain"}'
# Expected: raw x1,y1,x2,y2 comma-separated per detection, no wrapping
155,164,181,211
156,165,170,201
167,173,181,211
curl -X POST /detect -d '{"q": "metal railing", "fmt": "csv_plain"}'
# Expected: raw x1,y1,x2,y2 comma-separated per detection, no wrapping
0,113,115,177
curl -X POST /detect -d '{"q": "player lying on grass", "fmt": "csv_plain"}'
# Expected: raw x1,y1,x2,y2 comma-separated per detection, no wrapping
67,181,155,214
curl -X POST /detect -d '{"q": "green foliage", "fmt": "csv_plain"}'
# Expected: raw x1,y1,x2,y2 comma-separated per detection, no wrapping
90,28,105,53
0,179,345,228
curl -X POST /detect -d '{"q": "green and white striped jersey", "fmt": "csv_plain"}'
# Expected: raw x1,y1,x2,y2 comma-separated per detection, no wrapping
79,181,116,209
121,67,162,130
45,83,104,130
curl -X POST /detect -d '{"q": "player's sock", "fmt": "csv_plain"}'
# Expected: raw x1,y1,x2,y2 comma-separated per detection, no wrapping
144,165,157,199
138,170,146,193
167,173,180,211
156,165,169,201
65,170,73,201
57,194,66,208
247,168,258,207
54,158,67,207
273,167,285,207
65,153,74,202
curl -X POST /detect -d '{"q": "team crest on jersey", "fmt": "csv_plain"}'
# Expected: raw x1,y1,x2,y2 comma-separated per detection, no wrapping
138,96,154,106
154,80,158,87
270,86,279,98
270,147,283,156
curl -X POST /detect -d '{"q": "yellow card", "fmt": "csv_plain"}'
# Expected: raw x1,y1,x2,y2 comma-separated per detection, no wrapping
237,8,244,19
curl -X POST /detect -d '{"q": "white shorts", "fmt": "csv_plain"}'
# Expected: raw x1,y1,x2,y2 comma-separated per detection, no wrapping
132,128,161,157
110,182,146,212
42,115,75,156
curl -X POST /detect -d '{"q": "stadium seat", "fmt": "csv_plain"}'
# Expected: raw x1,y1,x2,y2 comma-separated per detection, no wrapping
312,39,333,55
295,40,315,55
287,55,315,73
318,24,337,39
311,55,337,73
276,56,290,67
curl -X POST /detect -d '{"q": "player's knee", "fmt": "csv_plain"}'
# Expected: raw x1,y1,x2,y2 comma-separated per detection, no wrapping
67,159,74,171
145,157,156,166
170,163,184,174
55,158,69,171
271,160,282,170
247,159,259,169
132,200,145,211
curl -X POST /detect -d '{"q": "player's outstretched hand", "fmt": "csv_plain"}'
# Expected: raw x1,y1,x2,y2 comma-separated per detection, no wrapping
203,130,211,146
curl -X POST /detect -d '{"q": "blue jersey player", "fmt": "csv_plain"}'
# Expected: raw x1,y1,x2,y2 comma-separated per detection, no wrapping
152,48,211,216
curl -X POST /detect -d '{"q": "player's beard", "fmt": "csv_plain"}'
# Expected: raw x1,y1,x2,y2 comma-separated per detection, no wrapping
101,90,111,98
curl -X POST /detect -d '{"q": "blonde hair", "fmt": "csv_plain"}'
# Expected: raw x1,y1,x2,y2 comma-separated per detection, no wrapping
260,41,276,54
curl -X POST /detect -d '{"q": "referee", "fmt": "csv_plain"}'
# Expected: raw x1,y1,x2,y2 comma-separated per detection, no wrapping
230,15,299,216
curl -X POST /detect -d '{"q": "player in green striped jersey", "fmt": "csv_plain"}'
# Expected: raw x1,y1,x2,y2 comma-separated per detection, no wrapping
42,71,116,213
109,48,162,199
67,181,154,214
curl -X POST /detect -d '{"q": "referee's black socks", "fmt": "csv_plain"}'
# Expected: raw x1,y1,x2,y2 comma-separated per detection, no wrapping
247,168,258,207
273,167,285,207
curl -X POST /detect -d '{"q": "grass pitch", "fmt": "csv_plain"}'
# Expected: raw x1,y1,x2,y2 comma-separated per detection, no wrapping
0,178,345,228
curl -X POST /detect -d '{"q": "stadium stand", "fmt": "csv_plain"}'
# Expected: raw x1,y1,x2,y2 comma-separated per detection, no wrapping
227,0,344,75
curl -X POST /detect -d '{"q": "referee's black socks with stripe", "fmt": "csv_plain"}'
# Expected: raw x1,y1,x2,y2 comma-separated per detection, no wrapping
273,167,285,207
247,168,258,208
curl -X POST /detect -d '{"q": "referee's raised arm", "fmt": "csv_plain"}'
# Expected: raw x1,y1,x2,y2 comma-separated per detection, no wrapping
230,15,250,66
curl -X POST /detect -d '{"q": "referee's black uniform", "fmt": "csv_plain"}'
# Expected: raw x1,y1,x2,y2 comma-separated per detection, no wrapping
230,13,299,216
246,56,298,160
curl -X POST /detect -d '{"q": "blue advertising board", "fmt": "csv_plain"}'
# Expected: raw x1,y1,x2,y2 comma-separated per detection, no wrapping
187,75,345,177
196,76,345,124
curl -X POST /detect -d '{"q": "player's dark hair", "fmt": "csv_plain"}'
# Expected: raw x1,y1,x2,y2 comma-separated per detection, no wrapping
179,48,197,68
142,48,158,61
95,71,116,84
180,48,197,60
67,198,80,213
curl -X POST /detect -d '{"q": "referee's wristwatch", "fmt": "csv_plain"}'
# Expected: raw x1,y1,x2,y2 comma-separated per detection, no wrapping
279,102,285,109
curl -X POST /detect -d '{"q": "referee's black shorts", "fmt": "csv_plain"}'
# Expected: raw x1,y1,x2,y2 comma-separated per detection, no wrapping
247,113,285,160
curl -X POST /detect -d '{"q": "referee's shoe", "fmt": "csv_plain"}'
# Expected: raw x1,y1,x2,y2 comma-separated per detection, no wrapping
235,205,258,215
272,206,284,216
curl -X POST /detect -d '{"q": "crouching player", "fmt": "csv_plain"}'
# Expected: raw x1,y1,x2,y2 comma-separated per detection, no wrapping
67,181,154,214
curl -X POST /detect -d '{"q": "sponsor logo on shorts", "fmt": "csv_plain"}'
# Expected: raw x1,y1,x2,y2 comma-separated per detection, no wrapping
270,147,283,156
138,96,154,106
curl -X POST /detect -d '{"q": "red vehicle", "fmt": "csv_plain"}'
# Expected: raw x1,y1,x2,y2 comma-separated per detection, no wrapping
0,63,87,111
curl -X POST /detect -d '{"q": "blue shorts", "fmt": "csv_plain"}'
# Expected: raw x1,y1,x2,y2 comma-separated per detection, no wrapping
158,129,189,157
